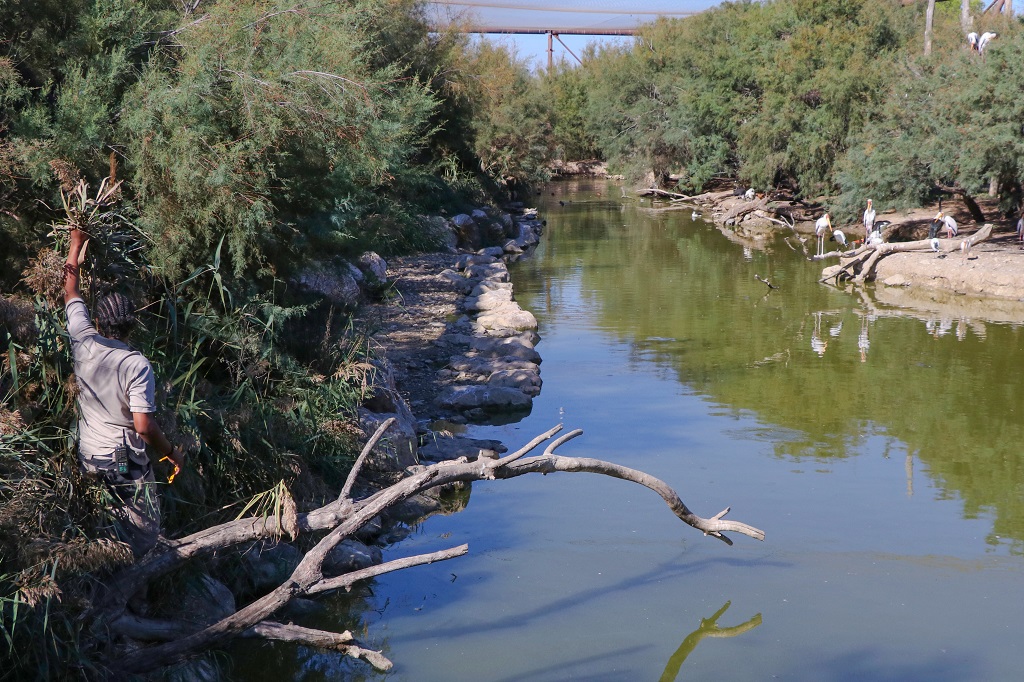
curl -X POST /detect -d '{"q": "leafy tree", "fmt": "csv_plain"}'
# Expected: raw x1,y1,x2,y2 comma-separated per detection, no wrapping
543,59,601,161
459,39,554,191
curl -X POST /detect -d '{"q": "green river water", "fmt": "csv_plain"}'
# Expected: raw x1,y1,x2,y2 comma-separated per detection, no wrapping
239,179,1024,681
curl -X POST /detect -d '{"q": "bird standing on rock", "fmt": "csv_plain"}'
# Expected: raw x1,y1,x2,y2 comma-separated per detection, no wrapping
815,214,831,256
862,199,876,239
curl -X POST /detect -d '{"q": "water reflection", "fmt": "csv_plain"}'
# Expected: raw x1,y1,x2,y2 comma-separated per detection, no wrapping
858,315,870,363
514,179,1024,548
658,602,762,682
811,312,827,357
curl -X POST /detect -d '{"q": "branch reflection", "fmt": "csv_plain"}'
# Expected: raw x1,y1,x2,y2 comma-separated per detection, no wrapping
658,601,762,681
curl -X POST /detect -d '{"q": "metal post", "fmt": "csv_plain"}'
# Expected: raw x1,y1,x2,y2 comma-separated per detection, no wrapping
547,31,553,72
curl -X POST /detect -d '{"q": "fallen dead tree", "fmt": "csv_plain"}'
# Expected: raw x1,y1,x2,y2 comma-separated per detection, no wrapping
818,223,993,284
92,420,765,676
636,187,694,201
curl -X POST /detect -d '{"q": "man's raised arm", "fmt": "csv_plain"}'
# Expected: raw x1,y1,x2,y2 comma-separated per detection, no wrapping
63,227,89,304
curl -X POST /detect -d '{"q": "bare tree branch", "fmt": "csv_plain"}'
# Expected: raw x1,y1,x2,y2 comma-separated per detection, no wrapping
244,621,392,671
309,544,469,595
340,417,395,501
103,425,764,675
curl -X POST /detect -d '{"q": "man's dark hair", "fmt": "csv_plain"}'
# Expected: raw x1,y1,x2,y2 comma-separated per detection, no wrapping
95,292,136,340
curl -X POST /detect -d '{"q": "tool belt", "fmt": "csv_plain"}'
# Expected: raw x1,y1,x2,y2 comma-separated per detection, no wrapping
84,435,151,483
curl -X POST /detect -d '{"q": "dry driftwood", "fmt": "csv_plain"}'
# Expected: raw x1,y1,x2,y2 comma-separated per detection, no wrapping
720,196,769,224
97,420,765,675
636,187,693,201
819,224,993,284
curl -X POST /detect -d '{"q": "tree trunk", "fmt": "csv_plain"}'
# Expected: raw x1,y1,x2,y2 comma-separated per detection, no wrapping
961,192,986,223
961,0,972,31
819,223,994,283
924,0,936,55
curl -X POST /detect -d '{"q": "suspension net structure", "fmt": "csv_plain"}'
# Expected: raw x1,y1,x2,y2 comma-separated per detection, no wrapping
426,0,709,33
425,1,713,67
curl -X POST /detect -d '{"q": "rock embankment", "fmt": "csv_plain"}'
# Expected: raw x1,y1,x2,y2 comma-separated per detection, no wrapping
351,205,546,469
237,205,547,605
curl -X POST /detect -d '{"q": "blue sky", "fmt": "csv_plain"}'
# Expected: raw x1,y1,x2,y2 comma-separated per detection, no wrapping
424,0,722,71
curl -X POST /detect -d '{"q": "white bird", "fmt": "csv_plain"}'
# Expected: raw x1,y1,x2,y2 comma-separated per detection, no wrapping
867,229,884,246
939,212,958,238
831,228,848,248
1016,216,1023,242
978,32,997,54
744,188,756,201
967,32,979,52
862,199,876,238
815,214,831,256
692,210,701,220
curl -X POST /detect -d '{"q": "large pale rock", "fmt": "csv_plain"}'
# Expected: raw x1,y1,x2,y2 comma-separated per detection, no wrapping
439,269,474,294
488,368,542,396
465,287,513,312
437,385,532,412
515,222,539,247
447,355,538,375
464,262,509,282
469,335,541,362
358,251,388,285
474,304,538,332
477,246,505,258
470,281,512,296
456,254,497,269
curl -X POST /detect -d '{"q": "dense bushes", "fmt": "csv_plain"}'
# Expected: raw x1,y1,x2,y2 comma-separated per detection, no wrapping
1,2,555,677
566,0,1024,218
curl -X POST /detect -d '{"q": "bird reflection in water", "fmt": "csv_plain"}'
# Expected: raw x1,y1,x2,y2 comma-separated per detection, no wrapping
858,315,870,363
811,312,828,357
658,601,762,682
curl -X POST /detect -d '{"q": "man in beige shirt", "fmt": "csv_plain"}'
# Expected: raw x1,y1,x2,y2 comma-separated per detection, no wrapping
64,227,185,556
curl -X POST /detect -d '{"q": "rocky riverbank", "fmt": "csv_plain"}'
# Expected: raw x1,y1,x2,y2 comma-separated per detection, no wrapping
337,205,547,493
219,205,549,652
